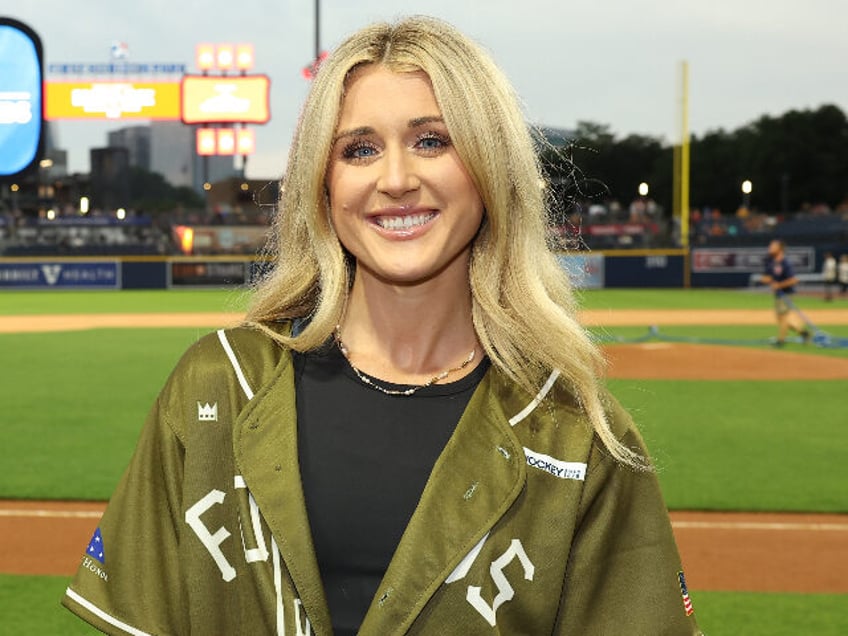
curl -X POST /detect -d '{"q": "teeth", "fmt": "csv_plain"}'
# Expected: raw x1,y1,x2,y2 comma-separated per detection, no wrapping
376,213,434,230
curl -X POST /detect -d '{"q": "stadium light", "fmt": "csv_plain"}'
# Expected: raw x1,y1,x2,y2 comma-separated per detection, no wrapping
638,182,649,197
235,44,255,71
196,44,215,72
217,128,236,155
216,44,235,71
741,180,752,195
236,128,255,155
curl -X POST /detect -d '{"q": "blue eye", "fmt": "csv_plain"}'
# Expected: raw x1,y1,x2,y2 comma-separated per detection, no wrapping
342,141,378,160
416,133,450,151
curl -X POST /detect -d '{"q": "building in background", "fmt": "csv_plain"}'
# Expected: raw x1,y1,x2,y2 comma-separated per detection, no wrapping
89,147,130,212
107,126,151,171
146,121,238,193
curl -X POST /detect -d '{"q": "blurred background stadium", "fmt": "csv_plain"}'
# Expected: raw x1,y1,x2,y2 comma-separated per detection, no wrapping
2,3,847,634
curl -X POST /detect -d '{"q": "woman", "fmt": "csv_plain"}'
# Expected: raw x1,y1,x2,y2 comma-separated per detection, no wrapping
63,17,701,635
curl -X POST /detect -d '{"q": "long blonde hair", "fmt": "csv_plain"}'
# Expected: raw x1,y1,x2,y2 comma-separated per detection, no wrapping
246,16,646,468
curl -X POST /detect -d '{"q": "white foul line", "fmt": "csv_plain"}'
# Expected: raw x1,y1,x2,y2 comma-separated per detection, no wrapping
0,509,103,519
671,520,848,532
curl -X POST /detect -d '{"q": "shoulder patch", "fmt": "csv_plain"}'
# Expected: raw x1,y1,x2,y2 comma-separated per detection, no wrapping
85,527,105,564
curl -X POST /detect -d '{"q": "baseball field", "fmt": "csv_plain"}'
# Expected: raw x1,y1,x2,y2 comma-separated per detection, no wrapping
1,287,847,634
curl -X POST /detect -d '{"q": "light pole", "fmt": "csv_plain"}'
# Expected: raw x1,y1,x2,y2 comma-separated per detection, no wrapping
314,0,321,61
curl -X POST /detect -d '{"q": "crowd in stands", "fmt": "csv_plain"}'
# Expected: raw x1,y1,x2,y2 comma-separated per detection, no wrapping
689,201,848,247
2,197,847,256
0,204,272,257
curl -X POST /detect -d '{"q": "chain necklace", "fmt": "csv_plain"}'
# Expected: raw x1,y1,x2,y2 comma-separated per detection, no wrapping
333,325,477,396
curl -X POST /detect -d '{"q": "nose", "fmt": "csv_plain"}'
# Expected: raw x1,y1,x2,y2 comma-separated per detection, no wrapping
376,146,420,197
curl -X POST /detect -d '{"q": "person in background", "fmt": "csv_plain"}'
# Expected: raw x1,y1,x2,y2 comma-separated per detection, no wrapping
839,254,848,297
62,16,702,635
822,251,837,301
762,239,811,346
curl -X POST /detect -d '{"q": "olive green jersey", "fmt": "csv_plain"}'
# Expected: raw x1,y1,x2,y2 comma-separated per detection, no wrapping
63,325,702,635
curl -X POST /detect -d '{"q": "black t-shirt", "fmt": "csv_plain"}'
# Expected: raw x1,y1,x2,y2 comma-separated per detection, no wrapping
765,255,796,295
294,343,489,635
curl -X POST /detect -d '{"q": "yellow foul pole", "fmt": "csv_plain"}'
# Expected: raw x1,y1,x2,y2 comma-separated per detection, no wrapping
679,60,691,286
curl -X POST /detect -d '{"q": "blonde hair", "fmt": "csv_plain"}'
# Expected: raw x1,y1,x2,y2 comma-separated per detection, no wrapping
246,16,646,468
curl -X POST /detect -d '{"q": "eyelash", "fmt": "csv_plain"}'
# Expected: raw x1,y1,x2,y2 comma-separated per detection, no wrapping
339,131,452,162
341,140,377,161
415,131,451,152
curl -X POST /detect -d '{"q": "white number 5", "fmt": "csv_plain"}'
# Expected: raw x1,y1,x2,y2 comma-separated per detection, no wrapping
466,539,535,626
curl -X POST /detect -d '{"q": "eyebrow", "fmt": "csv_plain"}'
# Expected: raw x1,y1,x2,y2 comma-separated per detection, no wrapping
332,116,445,145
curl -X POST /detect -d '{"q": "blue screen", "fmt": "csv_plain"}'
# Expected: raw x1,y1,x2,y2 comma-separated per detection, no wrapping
0,21,43,176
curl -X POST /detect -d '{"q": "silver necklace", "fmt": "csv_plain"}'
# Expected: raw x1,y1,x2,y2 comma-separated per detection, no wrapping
333,325,476,396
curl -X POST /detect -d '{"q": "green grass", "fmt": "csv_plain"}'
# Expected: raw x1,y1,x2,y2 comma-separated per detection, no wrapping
1,292,846,508
0,289,249,315
693,590,848,635
3,575,845,636
0,328,206,499
1,575,93,635
610,379,848,511
2,286,842,315
578,287,842,310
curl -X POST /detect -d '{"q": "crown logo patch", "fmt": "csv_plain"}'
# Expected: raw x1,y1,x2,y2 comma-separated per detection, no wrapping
197,401,218,422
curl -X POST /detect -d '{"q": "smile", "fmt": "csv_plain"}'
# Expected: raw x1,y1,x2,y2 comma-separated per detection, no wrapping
374,212,436,230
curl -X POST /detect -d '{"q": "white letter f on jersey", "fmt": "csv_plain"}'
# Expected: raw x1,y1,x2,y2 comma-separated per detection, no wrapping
186,489,237,582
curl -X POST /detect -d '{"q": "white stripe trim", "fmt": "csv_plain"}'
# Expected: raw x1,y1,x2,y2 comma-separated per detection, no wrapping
508,369,560,427
217,329,255,400
64,588,151,636
272,536,285,635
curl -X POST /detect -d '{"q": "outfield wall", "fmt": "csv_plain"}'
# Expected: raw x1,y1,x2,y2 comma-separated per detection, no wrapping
0,246,828,290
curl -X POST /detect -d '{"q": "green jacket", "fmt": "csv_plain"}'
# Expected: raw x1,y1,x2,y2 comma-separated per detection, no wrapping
63,325,702,635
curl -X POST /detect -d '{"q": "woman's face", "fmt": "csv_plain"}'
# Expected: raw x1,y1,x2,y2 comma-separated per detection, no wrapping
326,65,484,287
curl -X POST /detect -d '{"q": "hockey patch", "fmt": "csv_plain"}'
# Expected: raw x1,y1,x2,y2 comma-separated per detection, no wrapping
523,448,586,481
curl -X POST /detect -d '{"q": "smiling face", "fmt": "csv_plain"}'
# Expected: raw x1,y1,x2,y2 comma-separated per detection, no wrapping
326,64,484,288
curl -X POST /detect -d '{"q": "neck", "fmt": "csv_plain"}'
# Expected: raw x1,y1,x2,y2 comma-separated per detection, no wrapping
337,269,479,383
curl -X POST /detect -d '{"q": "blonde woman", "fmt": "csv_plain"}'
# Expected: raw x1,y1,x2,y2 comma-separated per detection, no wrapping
64,17,701,635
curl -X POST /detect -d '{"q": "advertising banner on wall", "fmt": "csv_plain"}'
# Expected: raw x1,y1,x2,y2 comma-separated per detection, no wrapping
0,18,43,176
0,261,120,288
169,260,248,287
692,247,815,273
45,81,180,120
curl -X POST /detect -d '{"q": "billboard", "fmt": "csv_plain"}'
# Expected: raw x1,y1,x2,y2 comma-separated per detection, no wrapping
691,247,815,273
0,18,43,176
45,81,180,120
0,261,120,289
180,75,270,124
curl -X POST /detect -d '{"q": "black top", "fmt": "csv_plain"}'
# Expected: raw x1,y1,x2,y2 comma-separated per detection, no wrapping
294,342,490,635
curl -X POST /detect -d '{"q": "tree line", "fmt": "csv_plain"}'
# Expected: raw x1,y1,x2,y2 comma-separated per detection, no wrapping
539,103,848,218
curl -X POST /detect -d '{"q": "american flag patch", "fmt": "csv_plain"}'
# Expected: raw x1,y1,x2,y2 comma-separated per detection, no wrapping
678,571,694,616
